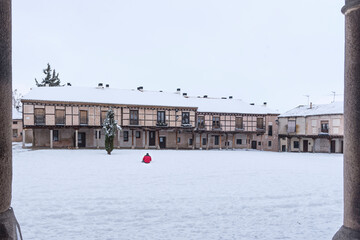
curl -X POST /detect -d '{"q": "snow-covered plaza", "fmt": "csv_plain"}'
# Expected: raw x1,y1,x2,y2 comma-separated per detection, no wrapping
11,143,343,240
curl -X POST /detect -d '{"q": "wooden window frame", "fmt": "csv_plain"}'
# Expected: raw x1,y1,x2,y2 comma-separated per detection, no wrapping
268,125,273,136
55,109,65,125
182,112,190,125
123,131,129,142
53,130,59,141
34,108,45,125
321,121,329,133
197,116,205,129
212,116,220,130
235,117,243,129
256,118,264,130
157,111,167,126
130,110,139,125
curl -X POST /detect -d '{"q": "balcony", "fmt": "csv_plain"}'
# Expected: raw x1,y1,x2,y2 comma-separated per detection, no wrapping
181,123,193,128
156,122,168,127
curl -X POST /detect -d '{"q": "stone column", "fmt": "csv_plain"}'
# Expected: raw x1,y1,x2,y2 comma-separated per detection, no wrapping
75,129,79,149
0,0,18,237
219,134,222,150
175,130,178,150
145,130,148,149
131,130,135,149
192,131,195,150
50,129,53,149
333,1,360,239
206,133,209,150
232,134,235,150
22,130,25,148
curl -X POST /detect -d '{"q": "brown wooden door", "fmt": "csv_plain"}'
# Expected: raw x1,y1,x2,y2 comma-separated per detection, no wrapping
159,136,166,149
331,140,336,153
149,131,156,146
251,141,257,149
303,140,308,152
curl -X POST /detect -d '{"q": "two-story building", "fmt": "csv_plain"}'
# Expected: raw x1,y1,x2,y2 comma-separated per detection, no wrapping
12,106,23,142
278,102,343,153
21,85,279,151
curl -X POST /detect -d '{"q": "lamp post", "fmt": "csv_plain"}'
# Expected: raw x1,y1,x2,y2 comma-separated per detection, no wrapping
333,0,360,239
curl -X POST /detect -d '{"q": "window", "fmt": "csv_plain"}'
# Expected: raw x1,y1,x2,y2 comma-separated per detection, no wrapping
235,117,243,129
80,110,88,125
198,116,205,129
294,141,299,149
34,108,45,125
321,121,329,133
130,110,139,125
212,116,220,129
258,142,261,146
12,129,18,137
55,110,65,125
268,125,273,136
53,130,59,141
123,131,129,142
13,121,17,125
95,130,101,139
188,138,193,146
287,120,296,133
157,111,166,125
236,139,242,145
202,138,207,146
257,118,264,129
101,111,107,125
214,135,220,145
268,141,272,147
136,131,141,138
177,137,181,143
182,112,190,125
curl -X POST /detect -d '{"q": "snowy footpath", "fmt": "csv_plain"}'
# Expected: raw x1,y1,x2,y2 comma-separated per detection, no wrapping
11,143,343,240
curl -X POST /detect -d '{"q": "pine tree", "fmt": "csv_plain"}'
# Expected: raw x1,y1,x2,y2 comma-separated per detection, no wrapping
35,63,63,87
103,108,121,155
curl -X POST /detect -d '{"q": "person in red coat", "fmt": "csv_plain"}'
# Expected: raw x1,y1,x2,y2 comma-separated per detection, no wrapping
142,153,152,164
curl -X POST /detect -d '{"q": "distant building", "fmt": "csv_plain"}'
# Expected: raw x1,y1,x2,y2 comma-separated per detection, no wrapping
278,102,343,153
21,85,279,151
12,106,23,142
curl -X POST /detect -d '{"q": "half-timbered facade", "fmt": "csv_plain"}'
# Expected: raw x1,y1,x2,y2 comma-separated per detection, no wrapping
21,85,279,151
278,102,344,153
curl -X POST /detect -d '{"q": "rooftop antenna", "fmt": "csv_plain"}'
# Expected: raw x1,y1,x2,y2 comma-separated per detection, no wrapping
304,95,310,106
331,91,336,103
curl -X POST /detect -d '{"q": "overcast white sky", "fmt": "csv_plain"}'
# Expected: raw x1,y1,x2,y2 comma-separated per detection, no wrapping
13,0,345,113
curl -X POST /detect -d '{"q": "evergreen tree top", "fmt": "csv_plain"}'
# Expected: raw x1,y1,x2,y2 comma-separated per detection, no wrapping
35,63,63,87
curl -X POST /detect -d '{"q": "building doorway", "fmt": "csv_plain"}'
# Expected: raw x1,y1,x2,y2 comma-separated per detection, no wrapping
331,140,336,153
303,140,308,152
74,132,86,148
159,136,166,149
251,141,257,149
149,131,156,146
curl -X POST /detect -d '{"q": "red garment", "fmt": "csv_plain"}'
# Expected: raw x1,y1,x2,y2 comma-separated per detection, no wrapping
143,155,152,163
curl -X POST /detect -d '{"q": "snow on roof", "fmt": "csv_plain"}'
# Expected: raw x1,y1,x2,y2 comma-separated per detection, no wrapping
279,102,343,118
22,86,278,115
12,106,22,119
184,96,278,114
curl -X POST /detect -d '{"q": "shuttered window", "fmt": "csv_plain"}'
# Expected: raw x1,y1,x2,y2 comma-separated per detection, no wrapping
55,110,65,125
34,108,45,125
287,120,296,133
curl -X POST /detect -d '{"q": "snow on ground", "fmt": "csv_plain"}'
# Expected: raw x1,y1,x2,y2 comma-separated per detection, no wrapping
11,143,343,240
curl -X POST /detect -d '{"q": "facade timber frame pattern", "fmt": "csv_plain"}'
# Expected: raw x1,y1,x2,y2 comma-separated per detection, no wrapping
21,99,279,151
